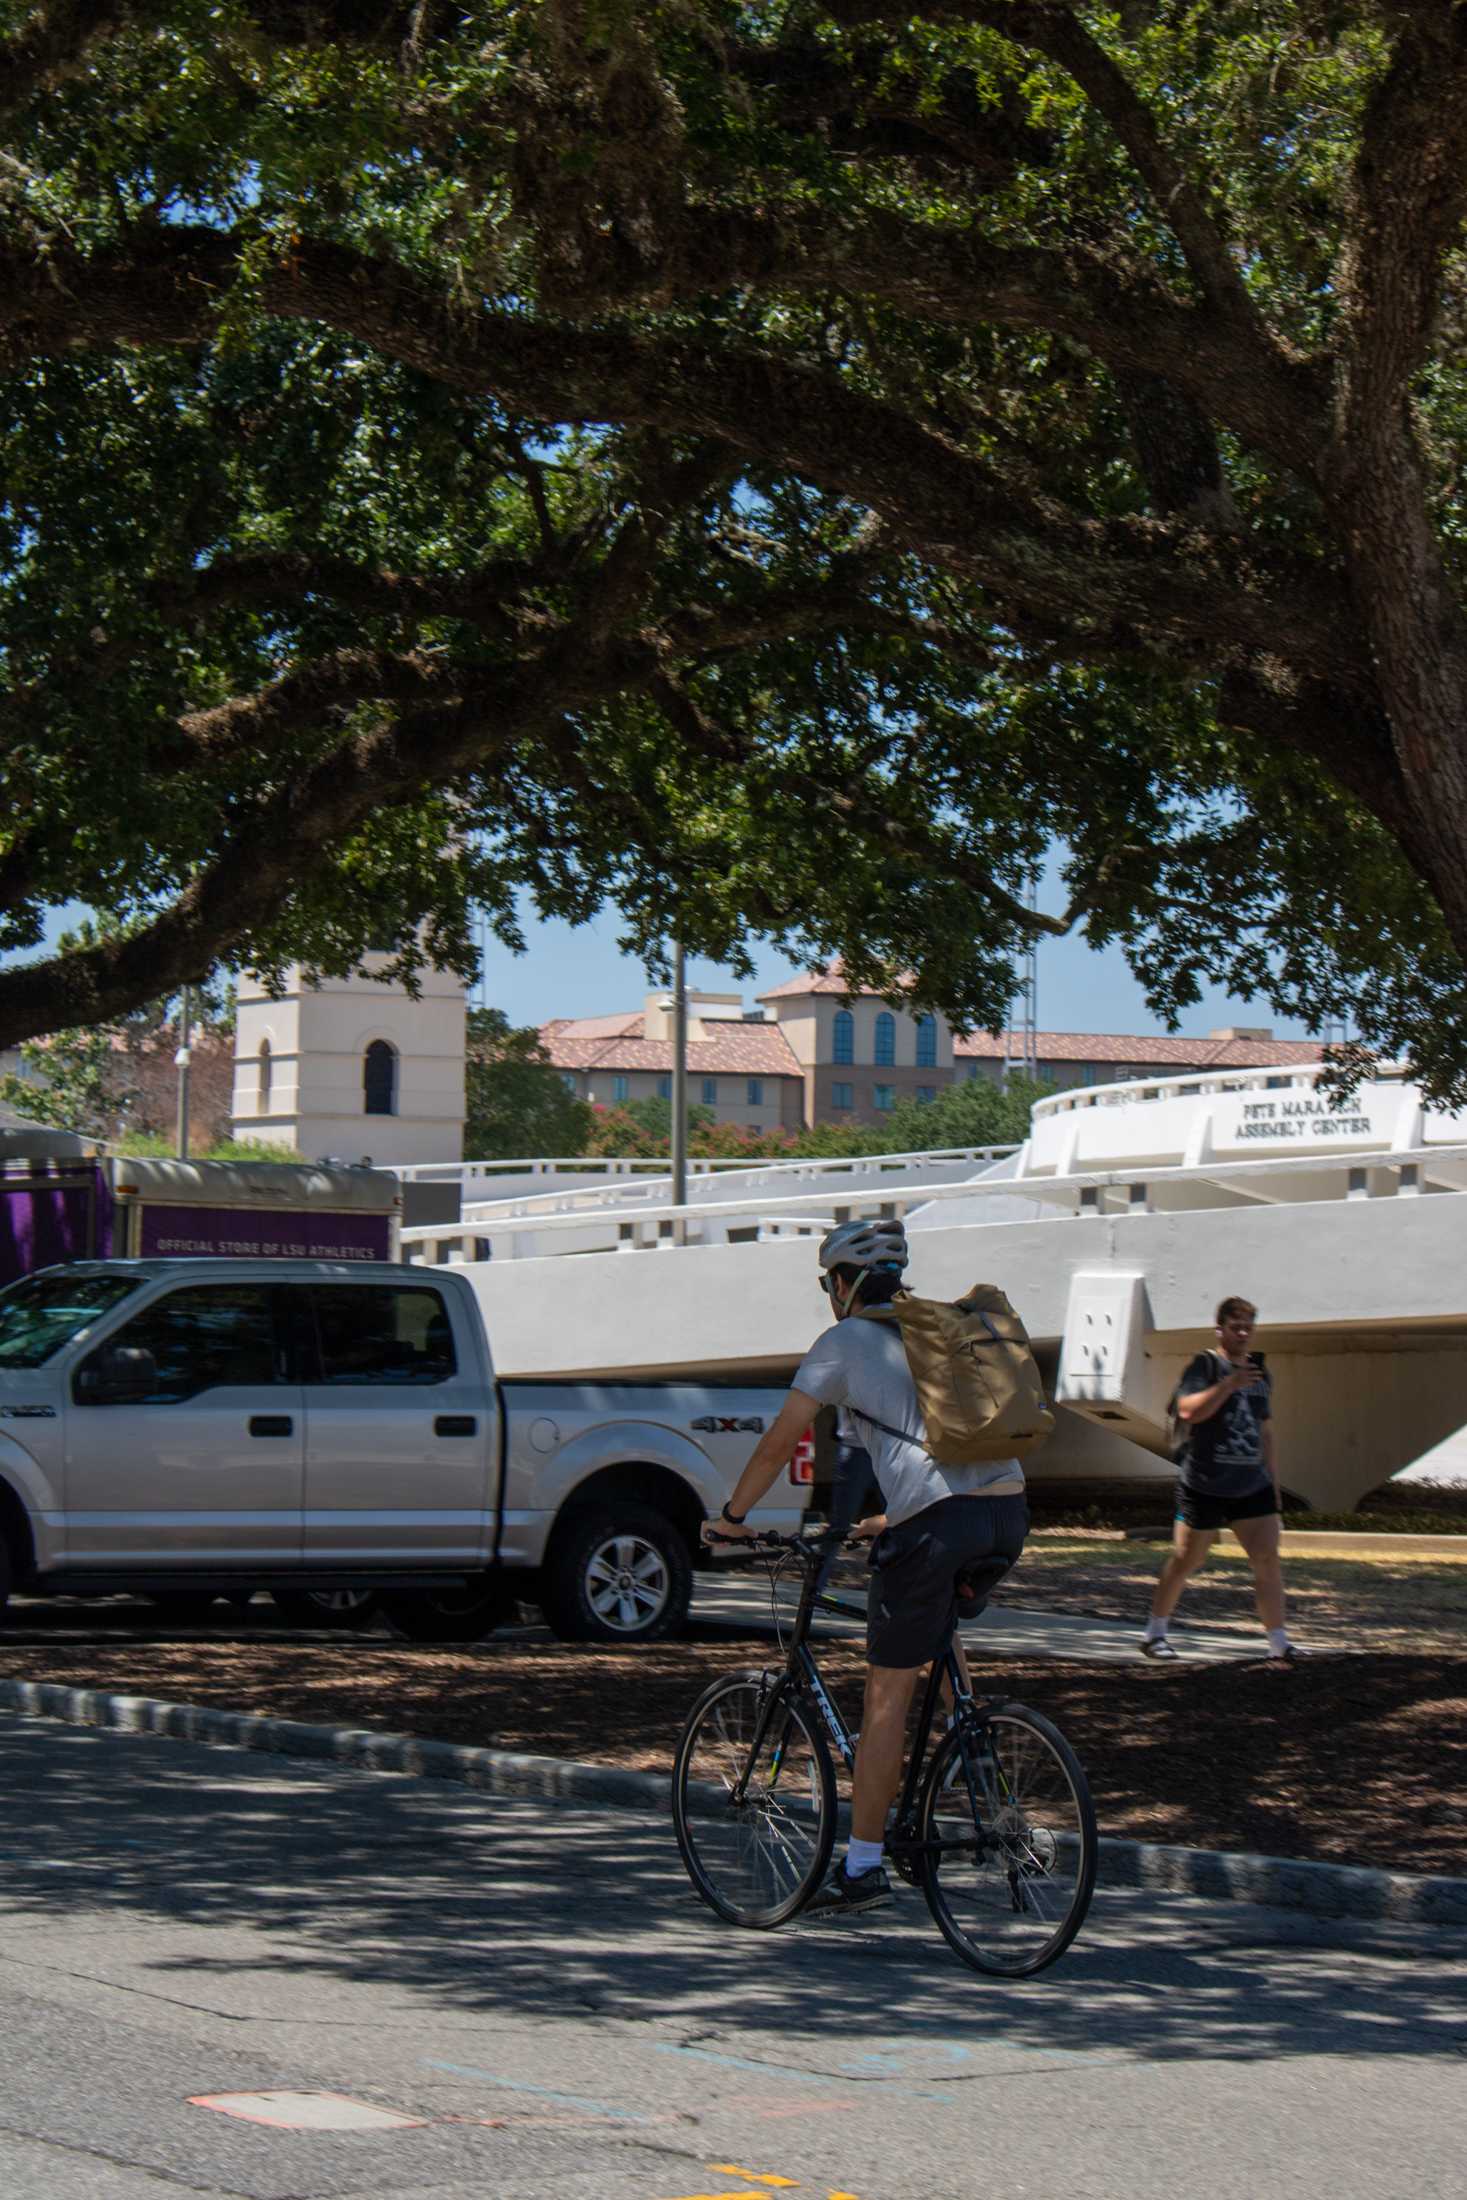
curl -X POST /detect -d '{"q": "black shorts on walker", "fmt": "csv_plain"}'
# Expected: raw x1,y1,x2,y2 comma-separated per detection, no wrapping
1175,1482,1279,1532
865,1493,1029,1668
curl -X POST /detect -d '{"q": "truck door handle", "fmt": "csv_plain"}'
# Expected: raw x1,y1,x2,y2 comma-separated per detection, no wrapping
249,1415,294,1438
434,1415,477,1438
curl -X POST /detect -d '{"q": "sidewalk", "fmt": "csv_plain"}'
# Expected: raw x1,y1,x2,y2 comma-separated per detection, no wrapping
685,1574,1264,1664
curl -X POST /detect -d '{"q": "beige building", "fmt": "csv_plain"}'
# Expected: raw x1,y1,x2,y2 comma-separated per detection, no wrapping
540,993,806,1132
232,956,467,1163
755,963,1323,1128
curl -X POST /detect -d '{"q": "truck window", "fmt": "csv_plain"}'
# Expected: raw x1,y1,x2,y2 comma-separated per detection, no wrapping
77,1285,280,1403
0,1272,141,1368
309,1286,457,1386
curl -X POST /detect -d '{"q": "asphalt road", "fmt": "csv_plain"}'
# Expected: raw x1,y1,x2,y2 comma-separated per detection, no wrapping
0,1712,1463,2200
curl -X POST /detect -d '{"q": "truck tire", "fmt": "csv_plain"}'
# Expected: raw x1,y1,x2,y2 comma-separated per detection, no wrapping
378,1579,512,1644
270,1588,379,1630
541,1502,692,1645
0,1537,11,1629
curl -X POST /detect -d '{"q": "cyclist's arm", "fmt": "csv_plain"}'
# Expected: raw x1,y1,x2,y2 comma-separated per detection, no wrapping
705,1387,820,1540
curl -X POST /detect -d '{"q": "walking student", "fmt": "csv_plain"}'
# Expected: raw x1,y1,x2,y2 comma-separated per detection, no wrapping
1141,1295,1307,1668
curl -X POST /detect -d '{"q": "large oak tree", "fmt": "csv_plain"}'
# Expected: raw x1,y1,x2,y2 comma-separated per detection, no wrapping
3,3,1467,1089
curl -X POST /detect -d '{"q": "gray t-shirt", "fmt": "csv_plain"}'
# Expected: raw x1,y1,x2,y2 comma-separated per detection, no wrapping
793,1314,1024,1527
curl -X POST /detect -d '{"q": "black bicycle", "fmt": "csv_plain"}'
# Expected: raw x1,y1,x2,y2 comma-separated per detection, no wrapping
672,1529,1097,1976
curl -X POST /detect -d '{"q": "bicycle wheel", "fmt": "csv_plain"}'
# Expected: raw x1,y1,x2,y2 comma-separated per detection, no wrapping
918,1702,1097,1976
673,1671,836,1927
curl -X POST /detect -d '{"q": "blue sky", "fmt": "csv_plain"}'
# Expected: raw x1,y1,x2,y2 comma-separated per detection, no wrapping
12,887,1316,1043
479,900,1314,1038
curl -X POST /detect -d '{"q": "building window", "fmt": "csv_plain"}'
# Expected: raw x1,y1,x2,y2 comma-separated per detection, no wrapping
1081,1063,1101,1086
831,1081,854,1110
257,1038,272,1112
832,1008,854,1065
560,1071,578,1093
874,1011,896,1066
916,1085,937,1104
916,1013,937,1068
363,1039,397,1116
747,1078,764,1106
657,1073,672,1100
612,1074,629,1104
702,1077,718,1105
965,1060,982,1082
873,1083,895,1111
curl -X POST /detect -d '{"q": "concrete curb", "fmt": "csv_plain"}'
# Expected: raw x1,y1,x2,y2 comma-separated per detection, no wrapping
3,1676,1465,1929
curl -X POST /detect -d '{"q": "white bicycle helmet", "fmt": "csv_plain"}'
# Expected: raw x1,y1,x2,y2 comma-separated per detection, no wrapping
817,1217,909,1275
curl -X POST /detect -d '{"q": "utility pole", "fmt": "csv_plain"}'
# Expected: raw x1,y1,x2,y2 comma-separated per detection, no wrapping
174,986,193,1160
671,942,688,1237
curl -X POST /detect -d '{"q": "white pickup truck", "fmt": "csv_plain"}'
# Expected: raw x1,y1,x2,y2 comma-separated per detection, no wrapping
0,1258,808,1641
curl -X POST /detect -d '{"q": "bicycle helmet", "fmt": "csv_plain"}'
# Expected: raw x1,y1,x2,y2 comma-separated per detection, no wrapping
817,1217,909,1275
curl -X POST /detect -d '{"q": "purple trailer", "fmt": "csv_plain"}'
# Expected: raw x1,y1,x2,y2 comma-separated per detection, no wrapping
0,1135,399,1286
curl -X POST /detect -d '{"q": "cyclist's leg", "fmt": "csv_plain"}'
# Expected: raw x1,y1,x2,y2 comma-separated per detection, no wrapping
851,1660,925,1841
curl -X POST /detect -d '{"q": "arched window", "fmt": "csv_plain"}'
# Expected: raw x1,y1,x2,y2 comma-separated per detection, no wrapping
257,1038,273,1112
874,1011,896,1066
916,1013,937,1068
363,1039,398,1116
832,1009,854,1065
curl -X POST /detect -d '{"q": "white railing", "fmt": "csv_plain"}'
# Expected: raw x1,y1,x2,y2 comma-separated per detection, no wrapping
399,1140,1467,1265
387,1144,1016,1186
395,1144,1029,1232
1031,1059,1413,1116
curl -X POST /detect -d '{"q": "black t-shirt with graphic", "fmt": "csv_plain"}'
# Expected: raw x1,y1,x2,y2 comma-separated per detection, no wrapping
1176,1352,1273,1498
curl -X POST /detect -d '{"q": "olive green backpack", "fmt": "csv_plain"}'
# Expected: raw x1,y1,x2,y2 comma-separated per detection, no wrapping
859,1284,1055,1464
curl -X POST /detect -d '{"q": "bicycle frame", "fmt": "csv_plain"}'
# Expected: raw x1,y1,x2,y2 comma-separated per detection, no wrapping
731,1534,993,1855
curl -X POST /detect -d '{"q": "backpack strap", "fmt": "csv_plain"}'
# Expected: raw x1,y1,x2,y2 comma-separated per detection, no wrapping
845,1403,924,1450
846,1305,922,1447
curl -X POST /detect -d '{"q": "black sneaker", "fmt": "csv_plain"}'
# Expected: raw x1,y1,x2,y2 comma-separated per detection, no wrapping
804,1859,892,1917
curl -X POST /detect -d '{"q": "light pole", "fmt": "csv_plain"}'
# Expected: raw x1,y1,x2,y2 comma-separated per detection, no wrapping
174,986,193,1160
671,942,688,1236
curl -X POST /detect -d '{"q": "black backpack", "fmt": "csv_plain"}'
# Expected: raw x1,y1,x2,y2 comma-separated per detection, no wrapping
1166,1352,1221,1466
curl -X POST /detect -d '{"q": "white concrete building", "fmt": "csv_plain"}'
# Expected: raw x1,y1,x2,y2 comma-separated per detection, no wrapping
231,957,466,1165
399,1060,1467,1512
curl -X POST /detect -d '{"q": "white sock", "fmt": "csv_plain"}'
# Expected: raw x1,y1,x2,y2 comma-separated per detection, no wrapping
845,1836,884,1878
1144,1616,1168,1642
1267,1627,1289,1655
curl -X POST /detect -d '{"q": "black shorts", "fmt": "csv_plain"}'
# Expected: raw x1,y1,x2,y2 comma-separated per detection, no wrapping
866,1493,1029,1668
1175,1482,1279,1532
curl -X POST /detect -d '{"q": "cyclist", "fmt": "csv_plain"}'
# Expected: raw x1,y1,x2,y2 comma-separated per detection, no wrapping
701,1217,1029,1916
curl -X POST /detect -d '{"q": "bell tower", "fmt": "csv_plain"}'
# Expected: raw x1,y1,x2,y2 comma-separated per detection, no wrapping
231,954,466,1164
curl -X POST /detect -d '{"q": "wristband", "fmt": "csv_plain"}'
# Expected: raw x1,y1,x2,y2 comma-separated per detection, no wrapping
721,1501,747,1526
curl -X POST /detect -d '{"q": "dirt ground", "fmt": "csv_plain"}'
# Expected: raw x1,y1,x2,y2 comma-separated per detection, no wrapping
1,1538,1463,1882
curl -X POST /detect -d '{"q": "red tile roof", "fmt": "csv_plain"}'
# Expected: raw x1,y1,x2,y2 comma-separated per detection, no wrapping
758,958,908,1002
952,1030,1323,1069
539,1018,804,1079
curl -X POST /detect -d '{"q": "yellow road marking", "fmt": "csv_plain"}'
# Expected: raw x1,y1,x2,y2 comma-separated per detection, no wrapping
710,2171,800,2189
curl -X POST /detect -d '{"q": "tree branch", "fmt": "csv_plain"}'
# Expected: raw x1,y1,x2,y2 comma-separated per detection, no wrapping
0,229,1364,697
1334,7,1467,416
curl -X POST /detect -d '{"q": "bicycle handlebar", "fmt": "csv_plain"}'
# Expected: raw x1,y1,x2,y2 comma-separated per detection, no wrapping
704,1526,863,1560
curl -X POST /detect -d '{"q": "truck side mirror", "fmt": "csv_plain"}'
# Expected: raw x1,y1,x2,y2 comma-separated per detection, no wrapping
75,1344,158,1405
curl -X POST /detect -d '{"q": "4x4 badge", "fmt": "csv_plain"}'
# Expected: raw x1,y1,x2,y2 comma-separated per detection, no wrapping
690,1415,765,1434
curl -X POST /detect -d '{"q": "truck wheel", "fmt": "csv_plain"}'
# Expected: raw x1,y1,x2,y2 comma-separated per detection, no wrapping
0,1538,11,1629
541,1503,692,1645
270,1588,379,1630
378,1579,512,1644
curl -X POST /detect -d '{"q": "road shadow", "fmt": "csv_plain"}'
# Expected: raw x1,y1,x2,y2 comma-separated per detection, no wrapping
1,1712,1463,2079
